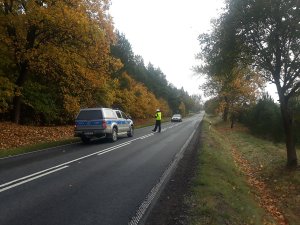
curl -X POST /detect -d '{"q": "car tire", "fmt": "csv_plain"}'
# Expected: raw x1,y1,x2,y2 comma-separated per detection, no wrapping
109,127,118,142
127,126,134,137
81,136,91,144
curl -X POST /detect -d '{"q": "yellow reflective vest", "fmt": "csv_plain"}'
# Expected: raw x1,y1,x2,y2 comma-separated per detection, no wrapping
155,112,162,121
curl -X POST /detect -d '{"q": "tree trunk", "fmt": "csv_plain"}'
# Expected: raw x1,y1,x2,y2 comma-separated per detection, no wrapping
11,61,28,124
280,101,298,168
223,106,228,122
230,115,235,129
12,95,22,124
222,96,229,122
9,23,36,124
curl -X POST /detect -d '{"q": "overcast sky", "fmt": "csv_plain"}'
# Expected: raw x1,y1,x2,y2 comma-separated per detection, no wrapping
109,0,225,97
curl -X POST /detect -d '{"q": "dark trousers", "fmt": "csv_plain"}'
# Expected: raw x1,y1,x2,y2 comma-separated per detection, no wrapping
153,120,161,132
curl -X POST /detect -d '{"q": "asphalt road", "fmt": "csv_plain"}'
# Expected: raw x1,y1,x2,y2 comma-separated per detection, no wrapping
0,112,204,225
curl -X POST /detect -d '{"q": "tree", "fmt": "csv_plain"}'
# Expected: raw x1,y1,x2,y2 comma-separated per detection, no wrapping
112,72,170,119
241,94,284,141
204,97,220,115
228,0,300,167
190,94,203,112
110,31,135,77
196,11,263,124
195,12,248,122
0,0,117,123
200,66,263,127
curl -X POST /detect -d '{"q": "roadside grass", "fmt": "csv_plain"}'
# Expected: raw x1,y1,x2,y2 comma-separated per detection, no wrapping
220,122,300,225
186,115,299,225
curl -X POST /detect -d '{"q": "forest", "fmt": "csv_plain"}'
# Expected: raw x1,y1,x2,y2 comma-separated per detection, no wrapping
0,0,201,125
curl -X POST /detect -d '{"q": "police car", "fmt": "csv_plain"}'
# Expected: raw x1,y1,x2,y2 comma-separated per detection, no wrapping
74,107,134,143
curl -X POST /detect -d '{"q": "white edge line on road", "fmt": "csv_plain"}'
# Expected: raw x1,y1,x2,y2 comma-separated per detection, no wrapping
0,122,182,161
0,142,133,192
0,166,69,193
0,122,186,194
128,129,197,225
0,164,70,188
1,120,187,161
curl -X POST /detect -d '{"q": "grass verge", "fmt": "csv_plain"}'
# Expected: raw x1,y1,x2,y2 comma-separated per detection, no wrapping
186,115,300,225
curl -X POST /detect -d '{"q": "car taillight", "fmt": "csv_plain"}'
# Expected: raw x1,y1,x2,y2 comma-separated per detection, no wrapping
102,120,107,129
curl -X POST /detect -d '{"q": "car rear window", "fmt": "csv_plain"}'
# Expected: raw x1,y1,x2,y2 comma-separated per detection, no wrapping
76,110,103,120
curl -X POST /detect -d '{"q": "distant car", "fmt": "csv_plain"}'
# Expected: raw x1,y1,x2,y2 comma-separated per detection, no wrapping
74,107,134,143
171,114,182,122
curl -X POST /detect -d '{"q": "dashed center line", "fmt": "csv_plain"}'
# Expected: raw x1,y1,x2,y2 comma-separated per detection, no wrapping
0,166,69,193
0,123,184,193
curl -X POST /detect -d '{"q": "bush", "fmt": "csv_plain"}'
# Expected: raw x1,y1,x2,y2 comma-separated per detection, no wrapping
204,98,220,115
240,94,284,142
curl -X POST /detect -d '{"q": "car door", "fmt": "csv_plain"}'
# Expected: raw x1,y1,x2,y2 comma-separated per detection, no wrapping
120,111,131,131
115,110,126,132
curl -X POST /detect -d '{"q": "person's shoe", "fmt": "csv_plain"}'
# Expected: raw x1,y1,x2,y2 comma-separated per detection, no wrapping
152,130,156,132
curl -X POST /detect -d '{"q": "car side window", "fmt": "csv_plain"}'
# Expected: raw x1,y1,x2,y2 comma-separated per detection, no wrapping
116,111,122,118
103,109,116,119
121,111,127,119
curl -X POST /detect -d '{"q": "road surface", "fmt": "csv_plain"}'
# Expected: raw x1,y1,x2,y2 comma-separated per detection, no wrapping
0,112,204,225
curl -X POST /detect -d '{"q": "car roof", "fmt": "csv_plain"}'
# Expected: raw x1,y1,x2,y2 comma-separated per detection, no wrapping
80,107,111,111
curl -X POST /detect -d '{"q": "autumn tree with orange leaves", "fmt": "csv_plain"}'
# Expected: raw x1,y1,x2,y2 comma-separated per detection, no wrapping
0,0,120,124
112,72,171,118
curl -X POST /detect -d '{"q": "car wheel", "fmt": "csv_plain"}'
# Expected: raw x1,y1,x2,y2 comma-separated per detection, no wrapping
81,136,90,144
127,126,134,137
110,127,118,142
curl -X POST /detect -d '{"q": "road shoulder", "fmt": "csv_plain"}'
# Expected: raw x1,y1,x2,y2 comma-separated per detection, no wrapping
144,121,202,225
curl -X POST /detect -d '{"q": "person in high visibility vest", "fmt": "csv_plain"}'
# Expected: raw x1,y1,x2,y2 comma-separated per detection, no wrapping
152,109,162,132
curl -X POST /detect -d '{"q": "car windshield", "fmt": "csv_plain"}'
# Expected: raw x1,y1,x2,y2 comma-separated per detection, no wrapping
76,110,103,120
173,114,181,117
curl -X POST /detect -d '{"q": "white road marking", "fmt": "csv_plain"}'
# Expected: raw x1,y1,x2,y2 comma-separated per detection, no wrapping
97,142,132,155
138,133,154,139
128,129,196,225
0,165,70,189
0,143,133,193
0,122,185,193
0,166,69,193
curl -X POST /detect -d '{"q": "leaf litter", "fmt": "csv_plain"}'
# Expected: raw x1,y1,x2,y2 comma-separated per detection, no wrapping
0,122,74,150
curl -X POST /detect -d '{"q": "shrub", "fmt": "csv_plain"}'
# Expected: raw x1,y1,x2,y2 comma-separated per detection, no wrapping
240,94,284,142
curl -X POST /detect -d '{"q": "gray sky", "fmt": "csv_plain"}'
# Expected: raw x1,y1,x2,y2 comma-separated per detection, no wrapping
109,0,225,96
109,0,278,100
